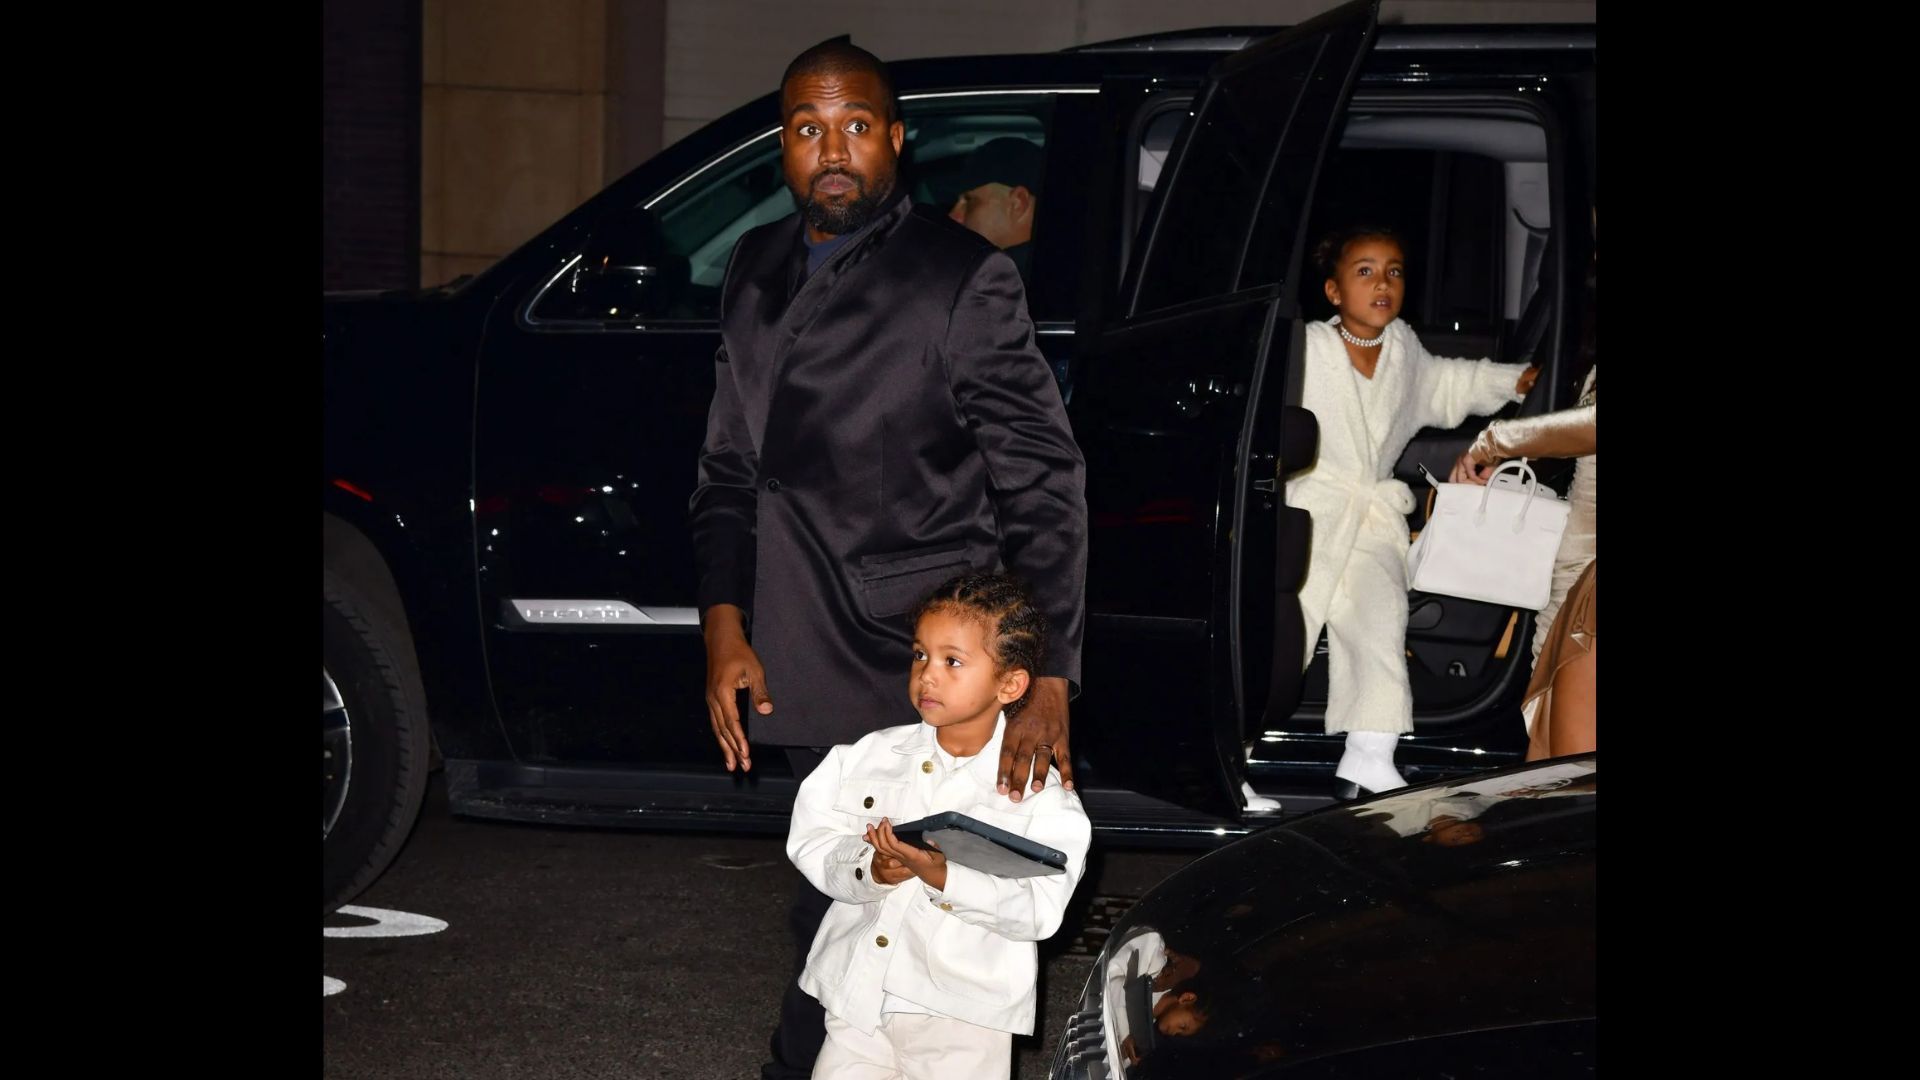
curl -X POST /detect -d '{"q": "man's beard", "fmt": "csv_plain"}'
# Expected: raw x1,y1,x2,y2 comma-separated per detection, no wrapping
794,164,895,236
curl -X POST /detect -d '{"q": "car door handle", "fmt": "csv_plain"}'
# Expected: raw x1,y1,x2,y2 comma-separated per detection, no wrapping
1251,452,1278,493
1173,377,1243,418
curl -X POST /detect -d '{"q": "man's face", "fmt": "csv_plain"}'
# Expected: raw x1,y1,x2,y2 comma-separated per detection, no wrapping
948,182,1034,250
779,69,904,240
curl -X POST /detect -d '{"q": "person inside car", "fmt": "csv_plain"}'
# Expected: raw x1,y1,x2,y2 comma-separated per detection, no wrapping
1287,225,1538,801
946,137,1042,280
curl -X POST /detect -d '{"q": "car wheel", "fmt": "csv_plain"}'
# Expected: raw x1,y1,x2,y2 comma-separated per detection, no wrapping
323,573,429,914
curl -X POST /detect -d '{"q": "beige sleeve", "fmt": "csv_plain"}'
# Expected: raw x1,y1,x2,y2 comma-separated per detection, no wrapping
1468,404,1596,465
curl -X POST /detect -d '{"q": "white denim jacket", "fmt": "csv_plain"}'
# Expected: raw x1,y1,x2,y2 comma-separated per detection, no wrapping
787,713,1092,1035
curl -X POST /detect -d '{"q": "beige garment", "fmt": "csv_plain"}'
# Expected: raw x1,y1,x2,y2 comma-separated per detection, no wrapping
1468,368,1596,668
1522,559,1596,752
814,1011,1011,1080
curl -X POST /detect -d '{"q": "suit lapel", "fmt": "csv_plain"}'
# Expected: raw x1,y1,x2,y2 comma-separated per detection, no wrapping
749,193,914,449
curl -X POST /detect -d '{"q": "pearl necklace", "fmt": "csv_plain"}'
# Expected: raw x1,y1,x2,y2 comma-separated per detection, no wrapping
1335,318,1385,348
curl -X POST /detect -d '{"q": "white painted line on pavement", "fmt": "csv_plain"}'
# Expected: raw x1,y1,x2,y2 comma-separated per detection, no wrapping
325,905,450,939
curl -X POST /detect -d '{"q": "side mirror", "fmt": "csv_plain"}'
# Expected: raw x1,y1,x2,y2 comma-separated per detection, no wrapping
537,210,690,321
565,257,684,318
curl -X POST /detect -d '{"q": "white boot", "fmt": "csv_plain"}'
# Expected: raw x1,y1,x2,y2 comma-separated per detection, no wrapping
1241,780,1282,814
1334,731,1407,793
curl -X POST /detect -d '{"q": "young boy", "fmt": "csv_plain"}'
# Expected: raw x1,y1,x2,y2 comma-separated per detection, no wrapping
786,573,1092,1079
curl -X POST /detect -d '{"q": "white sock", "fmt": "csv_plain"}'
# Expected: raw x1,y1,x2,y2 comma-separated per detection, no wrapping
1334,731,1407,792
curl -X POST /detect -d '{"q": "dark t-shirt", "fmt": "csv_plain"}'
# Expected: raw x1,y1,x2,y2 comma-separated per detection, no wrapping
804,232,853,278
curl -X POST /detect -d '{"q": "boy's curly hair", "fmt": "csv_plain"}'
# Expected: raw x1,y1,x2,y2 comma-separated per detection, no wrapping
908,572,1048,717
1312,223,1406,279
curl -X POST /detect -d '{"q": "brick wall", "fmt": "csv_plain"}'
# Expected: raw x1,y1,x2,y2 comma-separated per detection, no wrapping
324,0,423,292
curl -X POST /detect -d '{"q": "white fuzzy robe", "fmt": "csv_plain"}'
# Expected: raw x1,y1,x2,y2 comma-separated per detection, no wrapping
1287,318,1529,734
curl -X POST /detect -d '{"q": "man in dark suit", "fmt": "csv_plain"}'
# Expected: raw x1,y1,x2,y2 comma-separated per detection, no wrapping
688,40,1087,1079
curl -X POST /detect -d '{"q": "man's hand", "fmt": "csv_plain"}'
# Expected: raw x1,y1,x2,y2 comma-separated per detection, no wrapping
867,819,946,891
998,676,1072,802
702,604,771,772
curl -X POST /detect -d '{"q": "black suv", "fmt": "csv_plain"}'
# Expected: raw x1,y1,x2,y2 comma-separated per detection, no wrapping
323,0,1596,912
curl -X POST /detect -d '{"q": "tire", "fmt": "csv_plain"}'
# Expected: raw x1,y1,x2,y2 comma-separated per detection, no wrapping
323,571,430,915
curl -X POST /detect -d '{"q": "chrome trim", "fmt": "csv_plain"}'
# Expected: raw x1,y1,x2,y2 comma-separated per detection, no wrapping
323,667,352,839
900,87,1098,100
510,600,701,627
522,253,586,329
644,127,781,210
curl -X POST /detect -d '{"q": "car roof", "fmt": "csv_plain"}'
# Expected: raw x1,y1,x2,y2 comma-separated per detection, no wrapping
1064,23,1595,54
875,23,1594,95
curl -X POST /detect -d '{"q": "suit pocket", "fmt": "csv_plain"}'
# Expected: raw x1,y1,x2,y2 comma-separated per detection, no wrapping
832,778,908,826
926,918,1032,1004
856,543,974,619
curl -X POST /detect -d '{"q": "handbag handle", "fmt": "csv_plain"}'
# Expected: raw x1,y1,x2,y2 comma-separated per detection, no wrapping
1476,458,1539,533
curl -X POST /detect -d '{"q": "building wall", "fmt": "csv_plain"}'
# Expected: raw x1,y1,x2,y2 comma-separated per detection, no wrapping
420,0,667,287
663,0,1596,143
324,0,422,291
409,0,1593,287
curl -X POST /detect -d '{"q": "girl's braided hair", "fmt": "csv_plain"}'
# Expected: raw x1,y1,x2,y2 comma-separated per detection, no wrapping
908,572,1048,717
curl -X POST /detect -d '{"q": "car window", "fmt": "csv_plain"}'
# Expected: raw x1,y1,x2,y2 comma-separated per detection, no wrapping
1131,101,1550,352
1127,100,1190,272
1301,148,1506,338
1300,108,1556,365
1121,30,1336,315
663,139,790,295
526,94,1063,329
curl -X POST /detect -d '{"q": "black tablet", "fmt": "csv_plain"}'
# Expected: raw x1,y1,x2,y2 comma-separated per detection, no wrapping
890,811,1068,879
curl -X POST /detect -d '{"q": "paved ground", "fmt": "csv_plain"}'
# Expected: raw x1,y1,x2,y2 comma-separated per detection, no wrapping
324,775,1198,1079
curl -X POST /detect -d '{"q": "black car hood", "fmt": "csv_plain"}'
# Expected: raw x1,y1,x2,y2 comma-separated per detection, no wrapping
1093,756,1595,1075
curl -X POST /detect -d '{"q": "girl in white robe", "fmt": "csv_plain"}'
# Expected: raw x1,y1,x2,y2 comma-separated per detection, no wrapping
1287,226,1535,795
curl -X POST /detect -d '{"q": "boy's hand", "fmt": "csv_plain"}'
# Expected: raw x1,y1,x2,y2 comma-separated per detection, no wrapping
867,848,913,886
867,819,947,892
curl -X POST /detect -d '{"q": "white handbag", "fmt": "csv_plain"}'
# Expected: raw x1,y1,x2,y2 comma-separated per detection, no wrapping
1407,459,1570,611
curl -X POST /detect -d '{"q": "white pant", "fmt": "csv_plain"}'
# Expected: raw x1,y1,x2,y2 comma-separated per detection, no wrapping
813,1011,1011,1080
1314,539,1414,735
